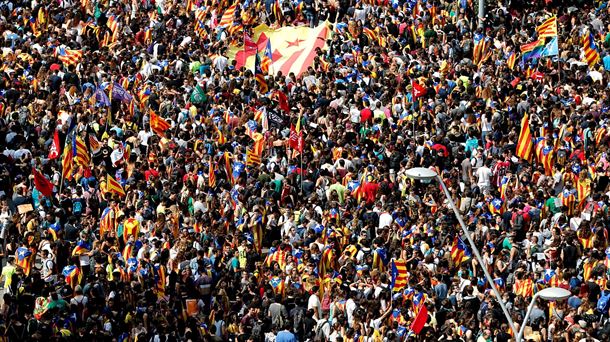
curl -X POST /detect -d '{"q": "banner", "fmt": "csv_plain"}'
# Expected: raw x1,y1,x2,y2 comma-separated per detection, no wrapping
228,22,331,77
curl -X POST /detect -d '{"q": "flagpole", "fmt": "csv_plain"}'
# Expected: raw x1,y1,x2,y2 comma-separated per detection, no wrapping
146,108,152,159
557,25,561,85
59,173,64,197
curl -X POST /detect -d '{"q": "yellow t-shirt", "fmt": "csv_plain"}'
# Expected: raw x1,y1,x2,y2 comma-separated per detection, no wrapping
237,246,247,269
2,264,16,289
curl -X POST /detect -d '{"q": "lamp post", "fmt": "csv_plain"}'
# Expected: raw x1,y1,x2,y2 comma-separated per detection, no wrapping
516,287,571,342
478,0,485,28
405,167,518,338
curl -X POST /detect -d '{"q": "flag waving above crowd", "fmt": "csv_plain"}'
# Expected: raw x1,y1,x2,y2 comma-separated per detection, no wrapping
3,1,610,341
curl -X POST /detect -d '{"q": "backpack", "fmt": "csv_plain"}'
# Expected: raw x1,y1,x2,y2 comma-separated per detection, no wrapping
251,320,264,340
87,195,99,216
321,293,331,312
45,259,57,277
73,198,83,215
74,296,88,322
512,212,524,231
597,290,610,313
271,303,285,328
315,320,329,341
293,307,305,334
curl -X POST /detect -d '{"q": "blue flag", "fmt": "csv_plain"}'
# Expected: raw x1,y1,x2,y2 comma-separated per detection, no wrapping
95,87,111,107
111,82,133,103
541,37,558,57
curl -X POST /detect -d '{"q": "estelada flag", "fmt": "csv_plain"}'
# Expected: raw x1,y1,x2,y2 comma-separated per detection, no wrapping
16,247,33,276
122,218,140,243
48,130,60,159
230,22,331,77
32,168,53,197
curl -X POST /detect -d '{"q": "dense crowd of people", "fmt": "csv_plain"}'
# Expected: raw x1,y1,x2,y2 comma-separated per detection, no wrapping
1,0,610,341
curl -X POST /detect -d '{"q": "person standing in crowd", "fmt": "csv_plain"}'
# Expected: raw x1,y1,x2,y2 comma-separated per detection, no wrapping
2,0,610,341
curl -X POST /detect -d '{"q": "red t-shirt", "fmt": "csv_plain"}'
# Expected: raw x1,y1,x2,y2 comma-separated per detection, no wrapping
360,108,372,123
145,169,159,181
431,144,449,157
362,182,380,204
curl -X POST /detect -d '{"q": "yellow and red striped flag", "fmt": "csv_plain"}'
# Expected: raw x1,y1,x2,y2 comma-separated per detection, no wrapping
246,147,262,166
507,51,516,70
99,207,116,238
218,3,237,27
362,27,377,42
261,40,273,74
536,17,558,38
229,23,331,77
577,178,591,207
150,110,171,136
596,126,607,145
56,48,83,66
254,51,268,93
106,15,120,43
62,140,74,180
194,9,208,38
390,259,409,291
209,160,216,188
214,124,226,144
582,33,600,68
186,0,195,12
224,152,234,185
106,174,126,197
516,112,533,161
272,0,283,23
74,136,91,166
227,22,243,36
252,134,265,156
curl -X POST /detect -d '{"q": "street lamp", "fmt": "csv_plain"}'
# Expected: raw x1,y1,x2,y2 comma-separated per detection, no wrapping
516,287,570,341
405,167,518,338
478,0,485,28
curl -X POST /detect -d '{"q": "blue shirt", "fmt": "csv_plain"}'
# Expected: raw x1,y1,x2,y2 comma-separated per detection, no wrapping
276,330,297,342
603,55,610,71
434,283,448,300
567,295,582,309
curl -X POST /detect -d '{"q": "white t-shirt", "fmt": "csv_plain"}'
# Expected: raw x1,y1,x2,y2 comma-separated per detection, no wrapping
345,298,357,327
307,293,322,319
70,295,88,307
79,255,90,267
378,212,393,230
350,106,361,123
476,166,492,188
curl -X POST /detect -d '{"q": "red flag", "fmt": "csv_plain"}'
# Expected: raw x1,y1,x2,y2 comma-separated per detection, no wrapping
289,124,303,153
411,81,426,99
297,132,304,153
410,303,428,334
530,71,544,81
48,130,60,160
32,168,54,197
274,90,290,113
